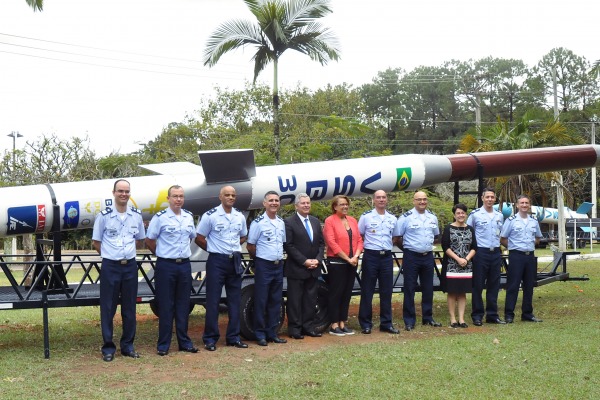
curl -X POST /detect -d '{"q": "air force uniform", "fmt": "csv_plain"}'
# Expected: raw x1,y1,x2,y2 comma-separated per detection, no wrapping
357,209,397,331
394,208,440,327
92,206,145,357
501,214,542,321
146,207,196,352
196,204,248,345
467,207,504,322
247,213,286,340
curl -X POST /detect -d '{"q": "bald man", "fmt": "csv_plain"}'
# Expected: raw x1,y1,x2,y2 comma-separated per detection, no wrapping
195,186,249,351
394,191,442,331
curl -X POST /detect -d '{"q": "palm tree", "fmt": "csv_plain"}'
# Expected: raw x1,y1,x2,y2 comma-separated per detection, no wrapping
590,59,600,80
25,0,43,11
459,113,585,206
203,0,341,163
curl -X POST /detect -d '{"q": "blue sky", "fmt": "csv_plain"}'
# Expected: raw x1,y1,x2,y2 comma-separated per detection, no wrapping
0,0,597,156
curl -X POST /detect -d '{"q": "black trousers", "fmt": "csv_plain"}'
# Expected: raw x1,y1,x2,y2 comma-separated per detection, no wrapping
327,259,356,323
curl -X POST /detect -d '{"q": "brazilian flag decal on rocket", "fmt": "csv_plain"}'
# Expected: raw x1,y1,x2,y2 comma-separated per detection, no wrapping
395,168,412,191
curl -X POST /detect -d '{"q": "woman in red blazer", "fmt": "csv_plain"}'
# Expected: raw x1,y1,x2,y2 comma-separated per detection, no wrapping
323,195,363,336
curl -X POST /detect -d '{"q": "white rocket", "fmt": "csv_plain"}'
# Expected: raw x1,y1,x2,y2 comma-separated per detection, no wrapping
495,202,593,224
2,145,600,238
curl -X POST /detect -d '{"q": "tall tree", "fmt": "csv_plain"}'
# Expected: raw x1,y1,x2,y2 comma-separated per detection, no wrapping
203,0,341,163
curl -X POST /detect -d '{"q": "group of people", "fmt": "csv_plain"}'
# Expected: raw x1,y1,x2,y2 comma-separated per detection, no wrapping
440,188,543,329
92,180,543,363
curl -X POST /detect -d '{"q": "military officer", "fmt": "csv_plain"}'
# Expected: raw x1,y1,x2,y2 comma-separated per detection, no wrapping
246,191,287,346
467,187,506,326
145,185,198,356
195,185,249,351
394,190,442,331
92,179,145,362
500,194,543,323
357,190,400,335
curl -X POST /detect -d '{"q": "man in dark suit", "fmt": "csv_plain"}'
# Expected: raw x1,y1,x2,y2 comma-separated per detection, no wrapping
283,193,325,339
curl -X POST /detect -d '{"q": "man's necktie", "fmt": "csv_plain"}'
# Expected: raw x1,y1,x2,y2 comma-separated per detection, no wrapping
304,218,313,241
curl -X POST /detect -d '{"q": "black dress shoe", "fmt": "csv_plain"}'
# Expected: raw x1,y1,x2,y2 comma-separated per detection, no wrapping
102,353,114,362
422,320,442,327
486,318,506,324
473,320,483,326
179,347,199,353
204,343,217,351
267,337,287,344
450,322,459,328
226,340,249,348
303,331,322,337
121,351,140,359
459,322,468,328
361,328,372,334
157,350,169,356
522,316,543,323
405,325,414,331
380,326,400,334
289,333,304,340
505,318,514,323
257,339,268,346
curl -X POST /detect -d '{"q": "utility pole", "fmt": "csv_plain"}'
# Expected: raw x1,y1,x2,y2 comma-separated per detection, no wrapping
6,131,23,262
592,122,597,219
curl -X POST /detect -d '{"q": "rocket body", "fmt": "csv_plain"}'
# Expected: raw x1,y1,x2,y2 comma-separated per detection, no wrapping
2,145,599,238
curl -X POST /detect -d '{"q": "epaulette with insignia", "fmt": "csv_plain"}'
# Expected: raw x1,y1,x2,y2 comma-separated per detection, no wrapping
276,215,283,221
130,206,142,214
469,208,480,215
362,209,372,216
156,209,167,216
508,215,517,221
183,209,193,216
206,207,217,215
254,214,265,223
426,209,436,215
402,210,413,217
101,207,112,215
234,207,242,212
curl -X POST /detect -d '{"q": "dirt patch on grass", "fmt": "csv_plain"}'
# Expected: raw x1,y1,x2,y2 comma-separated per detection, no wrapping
67,303,486,382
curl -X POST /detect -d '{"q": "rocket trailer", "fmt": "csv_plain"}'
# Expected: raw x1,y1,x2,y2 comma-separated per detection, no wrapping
0,236,585,358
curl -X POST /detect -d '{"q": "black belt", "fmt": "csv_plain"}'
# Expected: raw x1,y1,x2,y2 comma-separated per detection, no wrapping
157,257,190,264
209,252,235,259
478,247,501,252
405,249,432,256
510,250,534,256
106,258,136,265
364,249,392,256
256,257,282,265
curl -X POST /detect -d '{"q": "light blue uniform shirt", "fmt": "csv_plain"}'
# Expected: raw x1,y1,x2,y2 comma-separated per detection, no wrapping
92,206,145,260
358,208,396,251
467,207,504,248
247,213,286,261
500,214,542,252
394,208,439,253
146,207,196,258
196,204,248,254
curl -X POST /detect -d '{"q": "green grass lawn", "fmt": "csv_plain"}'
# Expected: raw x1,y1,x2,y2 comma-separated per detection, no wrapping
0,260,598,399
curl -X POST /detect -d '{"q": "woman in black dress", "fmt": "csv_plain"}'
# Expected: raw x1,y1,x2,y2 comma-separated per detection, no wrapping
441,203,477,328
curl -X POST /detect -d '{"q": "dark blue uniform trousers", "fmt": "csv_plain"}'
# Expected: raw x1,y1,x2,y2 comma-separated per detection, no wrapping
100,258,138,356
155,259,194,352
203,253,242,345
504,251,536,320
471,248,502,321
359,251,394,330
402,250,435,326
253,258,283,340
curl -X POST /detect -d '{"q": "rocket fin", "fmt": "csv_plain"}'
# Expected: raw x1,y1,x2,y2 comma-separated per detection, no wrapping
198,149,256,184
